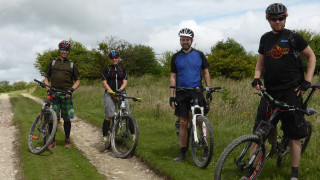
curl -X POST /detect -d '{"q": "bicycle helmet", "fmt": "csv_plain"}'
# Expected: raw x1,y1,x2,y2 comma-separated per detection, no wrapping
178,28,194,38
266,3,288,19
58,40,71,51
108,50,120,58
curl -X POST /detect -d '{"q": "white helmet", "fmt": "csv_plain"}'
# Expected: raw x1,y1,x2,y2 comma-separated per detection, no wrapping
178,28,194,38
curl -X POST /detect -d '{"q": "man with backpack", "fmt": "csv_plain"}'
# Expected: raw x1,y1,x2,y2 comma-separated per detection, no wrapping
101,50,130,146
44,40,80,149
249,3,316,180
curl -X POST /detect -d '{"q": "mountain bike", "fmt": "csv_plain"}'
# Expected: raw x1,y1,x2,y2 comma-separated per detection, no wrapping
214,82,320,180
28,79,63,154
105,91,141,158
171,86,221,168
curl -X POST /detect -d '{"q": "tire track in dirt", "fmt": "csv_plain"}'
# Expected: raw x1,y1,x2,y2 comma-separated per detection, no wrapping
22,93,165,180
0,94,20,180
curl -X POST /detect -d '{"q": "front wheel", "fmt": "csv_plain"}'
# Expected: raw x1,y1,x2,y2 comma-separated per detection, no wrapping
214,134,266,180
28,108,57,154
190,116,214,168
111,114,139,158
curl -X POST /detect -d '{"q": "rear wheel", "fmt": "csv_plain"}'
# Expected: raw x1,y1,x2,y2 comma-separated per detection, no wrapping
111,114,139,158
190,116,214,168
28,108,57,154
214,134,266,180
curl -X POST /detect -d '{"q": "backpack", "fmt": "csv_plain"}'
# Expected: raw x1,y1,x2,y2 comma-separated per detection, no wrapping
51,59,74,77
287,30,305,83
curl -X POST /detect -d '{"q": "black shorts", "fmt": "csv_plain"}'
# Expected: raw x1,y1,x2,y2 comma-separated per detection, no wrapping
253,88,308,140
174,90,207,118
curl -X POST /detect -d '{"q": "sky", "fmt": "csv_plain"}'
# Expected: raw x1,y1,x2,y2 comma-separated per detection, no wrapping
1,0,320,84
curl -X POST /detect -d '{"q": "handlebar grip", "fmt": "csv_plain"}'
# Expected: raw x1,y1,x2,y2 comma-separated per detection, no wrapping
136,98,142,102
34,79,42,83
107,91,115,95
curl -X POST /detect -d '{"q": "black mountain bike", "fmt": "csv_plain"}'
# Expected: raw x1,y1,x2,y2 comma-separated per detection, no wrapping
214,82,320,180
171,86,221,168
28,79,65,154
106,91,142,158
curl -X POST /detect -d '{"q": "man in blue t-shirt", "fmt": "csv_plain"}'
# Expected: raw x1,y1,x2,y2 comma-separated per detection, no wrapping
169,28,212,162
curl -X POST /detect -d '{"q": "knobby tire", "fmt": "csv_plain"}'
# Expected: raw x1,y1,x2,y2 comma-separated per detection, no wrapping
28,108,57,154
190,116,214,168
111,114,139,158
214,134,266,180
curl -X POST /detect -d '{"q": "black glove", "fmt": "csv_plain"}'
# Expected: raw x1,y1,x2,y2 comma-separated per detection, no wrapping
299,80,311,91
169,97,176,106
206,93,212,102
47,89,54,96
116,89,123,94
251,78,263,87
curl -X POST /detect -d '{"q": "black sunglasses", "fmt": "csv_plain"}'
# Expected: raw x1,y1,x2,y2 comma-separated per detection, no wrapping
270,17,285,22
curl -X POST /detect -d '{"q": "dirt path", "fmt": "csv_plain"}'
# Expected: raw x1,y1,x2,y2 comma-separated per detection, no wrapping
22,94,165,180
0,94,20,180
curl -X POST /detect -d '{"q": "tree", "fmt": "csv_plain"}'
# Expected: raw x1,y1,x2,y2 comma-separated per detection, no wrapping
296,29,320,74
159,51,174,76
207,38,256,80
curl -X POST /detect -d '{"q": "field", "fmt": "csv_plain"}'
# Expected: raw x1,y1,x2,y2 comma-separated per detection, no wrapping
13,76,320,179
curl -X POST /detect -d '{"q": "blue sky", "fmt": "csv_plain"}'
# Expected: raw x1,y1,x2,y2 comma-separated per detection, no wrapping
0,0,319,83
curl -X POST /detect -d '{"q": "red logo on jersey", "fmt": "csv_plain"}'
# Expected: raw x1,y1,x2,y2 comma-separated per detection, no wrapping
266,45,289,59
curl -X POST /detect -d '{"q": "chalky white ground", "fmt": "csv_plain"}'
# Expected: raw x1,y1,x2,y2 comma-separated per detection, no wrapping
0,94,19,180
22,93,164,180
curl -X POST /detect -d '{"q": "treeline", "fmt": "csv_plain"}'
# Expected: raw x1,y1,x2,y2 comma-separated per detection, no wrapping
1,29,319,93
0,81,35,93
34,29,320,81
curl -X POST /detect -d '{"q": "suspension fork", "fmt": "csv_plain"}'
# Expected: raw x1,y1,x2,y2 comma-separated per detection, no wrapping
191,105,205,143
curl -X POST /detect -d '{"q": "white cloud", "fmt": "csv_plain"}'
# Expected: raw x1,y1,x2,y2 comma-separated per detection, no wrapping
0,0,319,83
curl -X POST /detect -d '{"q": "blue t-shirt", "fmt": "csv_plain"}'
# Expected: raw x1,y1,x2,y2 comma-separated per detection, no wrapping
171,48,209,88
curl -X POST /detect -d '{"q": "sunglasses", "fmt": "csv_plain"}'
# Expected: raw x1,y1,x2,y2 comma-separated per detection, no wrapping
60,48,70,52
270,17,285,22
110,56,119,59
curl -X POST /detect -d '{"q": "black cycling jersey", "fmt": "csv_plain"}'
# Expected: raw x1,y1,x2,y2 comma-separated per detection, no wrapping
258,29,308,90
101,65,127,92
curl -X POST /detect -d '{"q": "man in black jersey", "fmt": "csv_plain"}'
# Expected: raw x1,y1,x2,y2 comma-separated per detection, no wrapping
247,3,316,180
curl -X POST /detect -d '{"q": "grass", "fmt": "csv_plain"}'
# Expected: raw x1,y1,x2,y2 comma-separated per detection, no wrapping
29,76,320,179
9,94,104,180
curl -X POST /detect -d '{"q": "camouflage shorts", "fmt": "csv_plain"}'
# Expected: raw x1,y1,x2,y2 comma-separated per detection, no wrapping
52,93,74,120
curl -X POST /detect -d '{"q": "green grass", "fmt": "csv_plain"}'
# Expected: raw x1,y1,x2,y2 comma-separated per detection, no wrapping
29,76,320,179
10,94,104,180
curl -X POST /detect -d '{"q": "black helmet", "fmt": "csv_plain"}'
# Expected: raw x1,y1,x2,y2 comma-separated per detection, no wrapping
108,50,120,58
266,3,288,19
178,28,194,38
58,40,71,50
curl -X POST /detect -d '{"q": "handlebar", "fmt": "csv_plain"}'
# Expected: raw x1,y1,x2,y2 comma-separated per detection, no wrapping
107,91,142,102
257,82,320,115
34,79,67,95
170,86,222,93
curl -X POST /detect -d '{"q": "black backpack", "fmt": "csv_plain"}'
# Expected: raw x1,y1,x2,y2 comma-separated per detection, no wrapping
287,30,305,82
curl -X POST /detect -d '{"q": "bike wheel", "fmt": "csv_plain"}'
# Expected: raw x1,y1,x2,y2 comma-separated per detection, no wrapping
28,108,57,154
190,116,214,168
111,114,139,158
301,121,312,154
214,134,266,180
